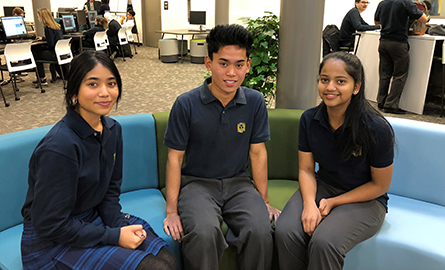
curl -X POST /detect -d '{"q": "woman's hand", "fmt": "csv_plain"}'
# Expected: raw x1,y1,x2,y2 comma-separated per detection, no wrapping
35,36,42,41
118,225,146,249
318,198,334,218
301,202,322,237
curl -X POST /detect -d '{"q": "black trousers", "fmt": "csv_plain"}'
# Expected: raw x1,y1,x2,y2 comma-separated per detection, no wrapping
31,46,65,80
377,40,410,109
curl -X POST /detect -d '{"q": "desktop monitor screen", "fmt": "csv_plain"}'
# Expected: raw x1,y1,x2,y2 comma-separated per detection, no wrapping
3,6,24,17
1,16,27,39
189,11,206,25
62,15,76,33
76,10,87,26
88,10,97,25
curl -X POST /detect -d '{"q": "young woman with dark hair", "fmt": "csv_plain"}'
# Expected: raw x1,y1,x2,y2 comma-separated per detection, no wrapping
275,51,395,270
21,51,177,270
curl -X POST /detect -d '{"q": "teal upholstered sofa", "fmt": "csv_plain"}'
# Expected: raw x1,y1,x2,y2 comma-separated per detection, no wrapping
0,109,444,270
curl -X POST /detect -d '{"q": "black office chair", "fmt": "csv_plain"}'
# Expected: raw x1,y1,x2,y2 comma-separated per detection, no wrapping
322,25,361,56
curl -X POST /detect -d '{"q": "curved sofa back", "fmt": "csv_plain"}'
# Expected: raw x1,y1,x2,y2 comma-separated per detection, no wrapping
0,125,52,232
387,117,445,207
0,113,159,233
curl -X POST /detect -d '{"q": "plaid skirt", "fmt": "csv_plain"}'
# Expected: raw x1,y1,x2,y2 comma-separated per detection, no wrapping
21,211,168,270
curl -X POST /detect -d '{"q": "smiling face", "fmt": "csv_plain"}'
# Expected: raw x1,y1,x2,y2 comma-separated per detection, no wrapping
318,59,361,114
75,63,119,126
205,45,251,104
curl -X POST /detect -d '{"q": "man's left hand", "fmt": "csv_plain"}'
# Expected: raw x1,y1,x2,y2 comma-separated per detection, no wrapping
266,203,281,223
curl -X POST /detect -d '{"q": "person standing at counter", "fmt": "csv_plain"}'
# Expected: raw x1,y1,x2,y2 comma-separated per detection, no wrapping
374,0,428,114
338,0,380,48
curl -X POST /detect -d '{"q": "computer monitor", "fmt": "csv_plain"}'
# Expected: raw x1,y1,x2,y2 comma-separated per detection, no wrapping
3,6,24,17
76,10,87,26
1,16,28,39
88,10,97,25
61,15,77,33
189,11,206,32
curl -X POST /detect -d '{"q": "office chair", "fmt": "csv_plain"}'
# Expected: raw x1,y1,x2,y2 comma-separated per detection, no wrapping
0,42,44,105
54,38,74,89
94,31,108,52
0,82,8,106
117,27,131,61
35,38,73,89
125,26,137,55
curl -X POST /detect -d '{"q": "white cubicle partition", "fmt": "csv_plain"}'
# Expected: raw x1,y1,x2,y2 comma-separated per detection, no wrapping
356,31,445,114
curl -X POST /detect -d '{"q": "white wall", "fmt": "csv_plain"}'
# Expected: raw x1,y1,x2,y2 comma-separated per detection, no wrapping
0,1,36,22
323,0,382,29
157,0,382,31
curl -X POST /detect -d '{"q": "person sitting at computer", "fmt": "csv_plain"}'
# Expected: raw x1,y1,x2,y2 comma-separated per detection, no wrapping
120,10,135,28
32,8,64,86
98,0,111,16
83,17,108,48
84,0,101,12
12,7,36,35
338,0,380,48
105,12,121,59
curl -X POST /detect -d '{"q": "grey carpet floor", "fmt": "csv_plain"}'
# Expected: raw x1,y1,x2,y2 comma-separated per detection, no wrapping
0,46,444,135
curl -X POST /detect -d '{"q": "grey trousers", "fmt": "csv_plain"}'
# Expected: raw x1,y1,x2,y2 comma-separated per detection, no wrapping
177,175,273,270
377,40,410,109
275,180,386,270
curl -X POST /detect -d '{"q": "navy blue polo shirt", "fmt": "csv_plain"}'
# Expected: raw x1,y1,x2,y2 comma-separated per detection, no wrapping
164,77,270,179
375,0,424,43
22,109,127,247
299,106,394,209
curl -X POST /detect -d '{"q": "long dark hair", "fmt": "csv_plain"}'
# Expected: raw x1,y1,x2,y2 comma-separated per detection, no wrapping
318,51,394,162
65,51,122,110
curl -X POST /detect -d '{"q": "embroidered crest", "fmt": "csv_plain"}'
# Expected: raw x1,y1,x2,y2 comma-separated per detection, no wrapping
352,146,362,157
237,122,246,133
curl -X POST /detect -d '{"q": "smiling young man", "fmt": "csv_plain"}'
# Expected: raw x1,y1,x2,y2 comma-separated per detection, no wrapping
162,24,280,270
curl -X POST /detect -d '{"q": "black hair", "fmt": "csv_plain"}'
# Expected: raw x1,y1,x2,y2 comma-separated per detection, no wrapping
128,10,136,17
65,51,122,110
318,51,394,162
206,24,253,60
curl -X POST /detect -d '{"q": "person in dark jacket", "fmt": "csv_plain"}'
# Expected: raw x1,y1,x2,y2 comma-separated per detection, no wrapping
31,8,64,86
338,0,380,48
98,0,111,16
83,17,108,48
84,0,101,12
105,13,121,59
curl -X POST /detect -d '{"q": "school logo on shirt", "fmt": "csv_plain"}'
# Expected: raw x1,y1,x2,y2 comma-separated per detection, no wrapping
237,122,246,133
352,146,362,157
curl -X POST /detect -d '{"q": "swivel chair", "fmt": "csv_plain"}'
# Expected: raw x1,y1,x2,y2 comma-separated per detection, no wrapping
0,42,44,106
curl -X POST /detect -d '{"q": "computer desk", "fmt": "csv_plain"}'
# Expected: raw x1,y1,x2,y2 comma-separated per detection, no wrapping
155,29,210,63
356,31,445,114
0,40,46,54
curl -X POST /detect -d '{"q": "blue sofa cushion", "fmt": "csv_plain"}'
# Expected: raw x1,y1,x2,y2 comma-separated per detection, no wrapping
344,194,445,270
0,125,52,233
388,117,445,207
0,224,23,270
120,189,182,265
115,114,160,192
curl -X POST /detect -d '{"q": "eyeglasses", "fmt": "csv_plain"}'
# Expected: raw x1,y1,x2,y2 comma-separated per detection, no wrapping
360,1,370,4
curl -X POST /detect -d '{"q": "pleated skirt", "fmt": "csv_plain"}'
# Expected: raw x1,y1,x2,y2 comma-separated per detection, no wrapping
21,211,168,270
